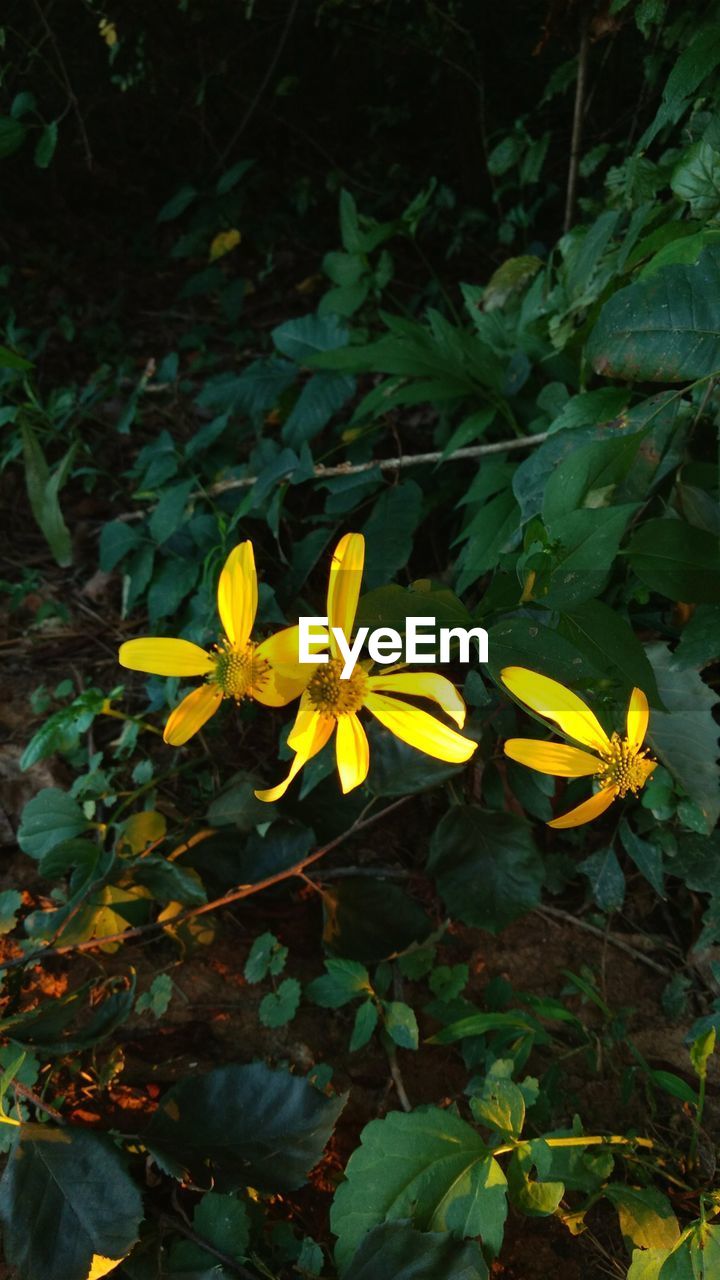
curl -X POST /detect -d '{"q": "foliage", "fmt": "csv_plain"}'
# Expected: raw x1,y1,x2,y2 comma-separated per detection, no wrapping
1,1,720,1277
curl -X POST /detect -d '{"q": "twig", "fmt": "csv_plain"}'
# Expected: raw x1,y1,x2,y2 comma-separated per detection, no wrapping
387,1048,412,1112
13,1082,65,1124
536,905,672,976
563,4,591,234
1,797,411,971
115,434,549,523
31,0,93,170
155,1210,261,1279
219,0,301,165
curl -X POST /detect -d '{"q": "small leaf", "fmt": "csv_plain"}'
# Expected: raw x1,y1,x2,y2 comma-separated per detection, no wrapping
17,789,89,859
579,847,625,913
34,120,58,169
382,1001,418,1050
0,890,23,935
244,932,287,983
259,979,301,1028
306,959,372,1009
349,1000,378,1052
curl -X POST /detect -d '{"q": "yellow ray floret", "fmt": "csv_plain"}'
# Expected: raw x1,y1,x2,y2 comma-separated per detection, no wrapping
501,667,656,829
119,541,307,745
255,532,476,801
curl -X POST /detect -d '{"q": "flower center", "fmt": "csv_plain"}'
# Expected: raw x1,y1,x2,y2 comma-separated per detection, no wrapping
307,658,367,717
210,639,269,701
597,732,655,797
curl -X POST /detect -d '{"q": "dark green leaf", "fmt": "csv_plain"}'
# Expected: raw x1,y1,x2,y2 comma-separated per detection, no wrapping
0,1127,143,1280
331,1108,507,1270
579,847,625,913
148,1063,345,1192
322,878,432,963
627,519,720,603
343,1222,489,1280
17,788,89,859
428,809,543,933
647,643,719,834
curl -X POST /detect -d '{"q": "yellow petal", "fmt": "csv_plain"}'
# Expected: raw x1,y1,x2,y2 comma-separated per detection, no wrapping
326,533,364,657
217,542,257,647
336,713,370,793
365,691,476,764
86,1256,124,1280
119,637,214,677
548,785,617,829
254,626,314,706
501,667,611,754
504,738,601,777
255,709,334,802
626,687,649,751
366,671,466,727
163,684,222,746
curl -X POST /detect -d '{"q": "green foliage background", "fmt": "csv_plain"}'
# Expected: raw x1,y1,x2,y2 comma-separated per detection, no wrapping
0,1,719,1277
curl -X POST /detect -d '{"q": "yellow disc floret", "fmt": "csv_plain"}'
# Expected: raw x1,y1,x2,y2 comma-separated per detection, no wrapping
596,732,655,797
210,639,270,701
307,658,367,717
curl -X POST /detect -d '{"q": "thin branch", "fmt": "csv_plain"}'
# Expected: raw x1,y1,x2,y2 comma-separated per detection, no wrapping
563,4,591,235
219,0,301,166
536,905,672,977
1,797,411,971
154,1210,261,1279
31,0,93,169
115,433,549,523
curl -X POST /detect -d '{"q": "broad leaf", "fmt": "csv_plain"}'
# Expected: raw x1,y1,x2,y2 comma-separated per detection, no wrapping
331,1108,507,1270
588,245,720,382
17,788,89,859
343,1222,489,1280
321,877,431,963
0,1126,143,1280
647,644,719,834
147,1062,346,1191
428,809,543,933
627,519,720,603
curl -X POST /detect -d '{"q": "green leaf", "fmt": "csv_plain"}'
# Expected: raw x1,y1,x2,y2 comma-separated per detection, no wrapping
646,643,720,834
343,1222,489,1280
487,614,601,686
206,770,268,830
135,974,173,1018
322,878,432,963
306,959,372,1009
471,1075,526,1139
671,140,720,219
0,116,26,157
674,604,720,669
619,820,665,897
17,788,89,859
0,890,22,935
428,809,543,933
542,436,641,524
147,1062,346,1192
588,245,720,382
283,372,355,448
259,978,301,1028
330,1108,507,1270
149,480,195,545
628,519,720,603
34,120,58,169
558,601,661,705
0,343,32,370
689,1027,716,1079
99,520,143,572
349,1000,378,1052
356,582,472,634
171,1192,250,1273
542,505,636,608
429,964,469,1002
579,847,625,913
382,1001,418,1050
20,420,74,566
0,1126,143,1280
362,481,423,590
157,184,197,222
244,931,288,983
506,1144,564,1217
605,1184,680,1252
272,312,349,362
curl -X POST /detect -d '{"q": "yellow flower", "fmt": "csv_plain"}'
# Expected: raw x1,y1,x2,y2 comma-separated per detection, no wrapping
209,229,241,261
255,533,477,802
99,19,118,46
119,542,307,745
501,666,657,829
